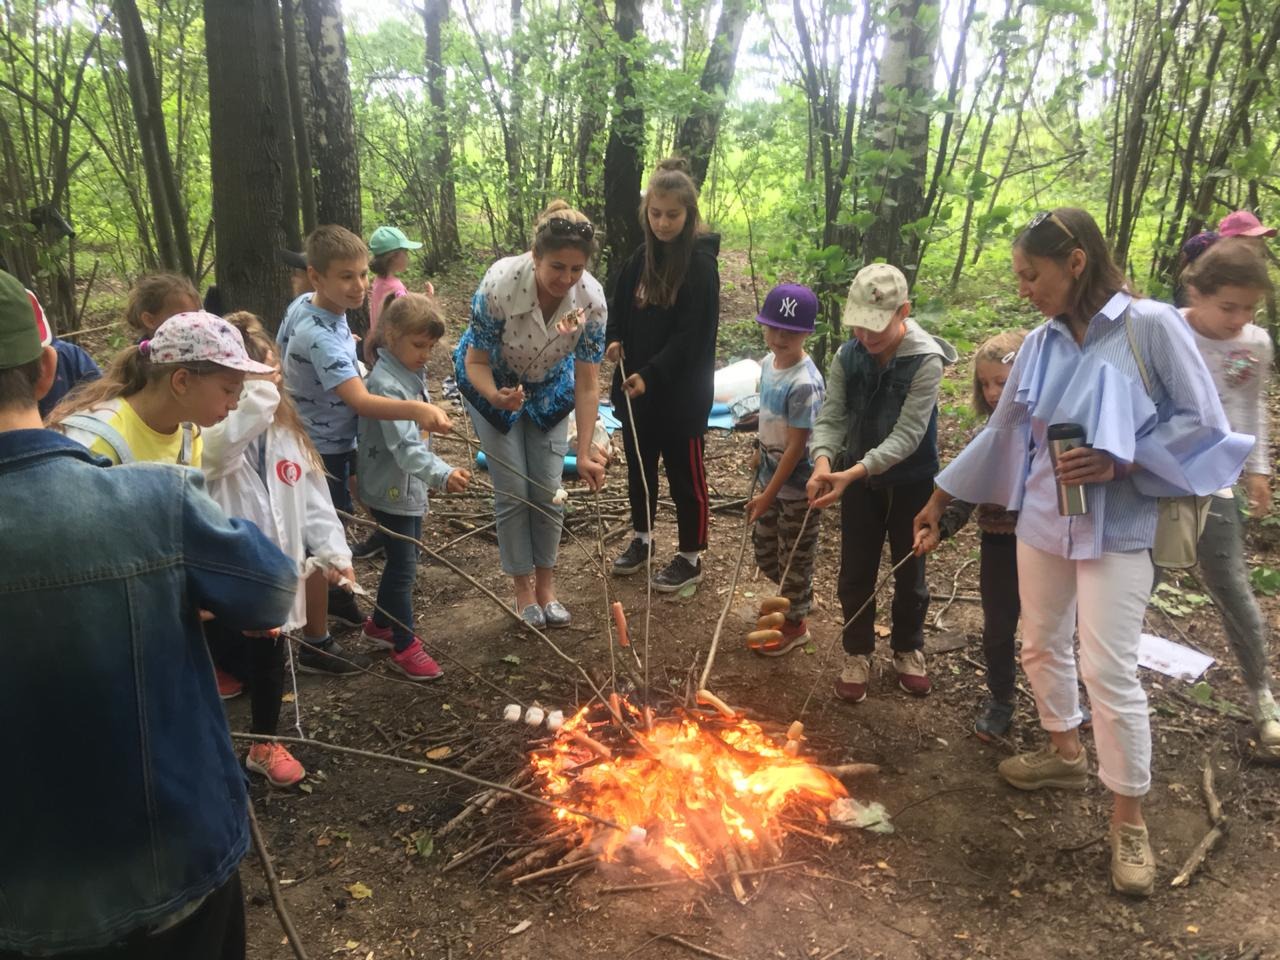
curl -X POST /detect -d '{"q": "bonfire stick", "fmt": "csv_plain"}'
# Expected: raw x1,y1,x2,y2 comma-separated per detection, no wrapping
571,729,614,760
616,357,656,710
231,732,628,833
696,471,759,694
441,838,503,874
817,763,881,779
494,838,574,884
1171,754,1228,888
247,800,310,960
650,933,743,960
510,854,601,885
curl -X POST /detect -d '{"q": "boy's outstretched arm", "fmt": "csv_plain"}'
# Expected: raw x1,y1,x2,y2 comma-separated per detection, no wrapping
334,376,451,433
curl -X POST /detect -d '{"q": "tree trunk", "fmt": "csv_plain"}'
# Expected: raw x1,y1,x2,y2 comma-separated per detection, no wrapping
674,0,750,187
301,0,361,234
575,0,610,222
861,0,940,283
601,0,646,285
422,0,460,266
115,0,194,277
282,0,317,235
265,0,302,250
203,0,291,328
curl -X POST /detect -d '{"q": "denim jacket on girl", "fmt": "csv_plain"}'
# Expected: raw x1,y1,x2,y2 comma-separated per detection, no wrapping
0,429,297,954
357,348,456,516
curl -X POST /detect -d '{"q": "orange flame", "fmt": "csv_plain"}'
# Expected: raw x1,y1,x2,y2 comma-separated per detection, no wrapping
530,700,845,875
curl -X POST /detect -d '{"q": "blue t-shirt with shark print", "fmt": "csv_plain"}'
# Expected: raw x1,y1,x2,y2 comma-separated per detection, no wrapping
278,293,361,453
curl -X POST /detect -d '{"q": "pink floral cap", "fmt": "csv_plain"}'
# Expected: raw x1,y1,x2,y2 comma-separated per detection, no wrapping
141,311,275,374
1217,210,1276,238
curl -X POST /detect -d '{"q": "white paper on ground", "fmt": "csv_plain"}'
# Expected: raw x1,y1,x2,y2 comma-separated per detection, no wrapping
1137,633,1214,681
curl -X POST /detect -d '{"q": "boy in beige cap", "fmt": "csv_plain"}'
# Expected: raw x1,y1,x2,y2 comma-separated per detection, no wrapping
807,263,956,703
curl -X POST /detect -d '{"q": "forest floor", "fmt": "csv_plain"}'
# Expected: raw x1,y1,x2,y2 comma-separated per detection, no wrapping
79,253,1280,960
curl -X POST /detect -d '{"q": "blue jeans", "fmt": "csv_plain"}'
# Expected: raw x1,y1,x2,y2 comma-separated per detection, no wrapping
370,509,422,652
465,401,568,576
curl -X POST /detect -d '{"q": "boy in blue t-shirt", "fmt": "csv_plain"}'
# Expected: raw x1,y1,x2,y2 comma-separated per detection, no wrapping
746,284,825,657
278,224,450,674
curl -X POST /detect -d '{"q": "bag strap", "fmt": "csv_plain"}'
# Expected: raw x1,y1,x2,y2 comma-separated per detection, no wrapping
178,422,195,466
62,414,135,464
1122,310,1154,397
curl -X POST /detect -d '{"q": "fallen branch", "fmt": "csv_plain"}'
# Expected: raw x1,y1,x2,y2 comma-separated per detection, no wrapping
247,800,310,960
1171,754,1228,888
648,933,743,960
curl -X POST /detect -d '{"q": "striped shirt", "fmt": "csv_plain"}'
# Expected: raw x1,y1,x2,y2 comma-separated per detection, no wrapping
936,292,1251,559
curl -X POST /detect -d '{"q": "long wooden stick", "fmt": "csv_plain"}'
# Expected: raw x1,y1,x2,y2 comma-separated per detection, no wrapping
1171,754,1228,887
616,355,656,707
697,470,758,692
247,800,310,960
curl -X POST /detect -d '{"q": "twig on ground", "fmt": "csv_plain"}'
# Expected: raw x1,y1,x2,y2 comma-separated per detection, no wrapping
247,800,310,960
1171,753,1228,888
932,557,977,629
646,933,743,960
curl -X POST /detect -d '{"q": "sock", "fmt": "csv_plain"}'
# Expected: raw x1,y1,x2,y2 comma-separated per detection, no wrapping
302,634,331,649
634,531,652,545
678,550,701,566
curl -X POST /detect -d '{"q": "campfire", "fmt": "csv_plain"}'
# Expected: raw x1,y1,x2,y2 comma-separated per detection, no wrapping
525,693,849,899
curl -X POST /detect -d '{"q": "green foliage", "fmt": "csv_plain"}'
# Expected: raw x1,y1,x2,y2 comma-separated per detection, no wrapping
1249,566,1280,597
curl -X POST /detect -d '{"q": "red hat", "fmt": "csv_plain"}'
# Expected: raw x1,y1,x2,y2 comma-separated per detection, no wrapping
28,288,52,347
1217,210,1277,238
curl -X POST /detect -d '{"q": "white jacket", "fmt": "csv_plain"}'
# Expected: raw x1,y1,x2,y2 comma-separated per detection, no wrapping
202,380,351,631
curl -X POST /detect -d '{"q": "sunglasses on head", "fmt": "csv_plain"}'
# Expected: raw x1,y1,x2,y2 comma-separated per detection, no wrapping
539,217,595,241
1026,211,1077,243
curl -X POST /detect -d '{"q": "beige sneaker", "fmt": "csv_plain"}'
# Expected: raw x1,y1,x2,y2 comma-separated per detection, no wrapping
1253,692,1280,756
892,649,932,696
834,655,871,703
1110,822,1156,897
997,743,1089,791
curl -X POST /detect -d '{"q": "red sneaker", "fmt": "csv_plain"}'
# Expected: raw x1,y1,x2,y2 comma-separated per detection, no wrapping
834,655,870,703
246,742,306,787
390,638,443,681
753,618,810,657
362,617,394,650
893,650,932,697
215,667,243,700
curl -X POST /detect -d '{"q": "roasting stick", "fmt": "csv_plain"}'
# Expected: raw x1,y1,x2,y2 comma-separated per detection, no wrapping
616,354,656,711
695,470,759,694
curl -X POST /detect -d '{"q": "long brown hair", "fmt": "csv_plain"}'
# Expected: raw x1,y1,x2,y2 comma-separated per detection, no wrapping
223,311,322,470
46,346,221,426
1012,207,1130,325
366,292,445,359
971,329,1027,416
125,272,199,333
637,157,703,308
1183,237,1273,296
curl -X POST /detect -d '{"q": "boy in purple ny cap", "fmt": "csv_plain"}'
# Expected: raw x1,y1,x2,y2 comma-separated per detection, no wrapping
745,283,826,656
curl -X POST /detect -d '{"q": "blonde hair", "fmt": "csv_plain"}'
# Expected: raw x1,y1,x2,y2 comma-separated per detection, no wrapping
305,224,368,275
125,272,199,333
531,200,595,260
221,311,323,470
971,329,1027,416
46,347,221,426
638,157,703,308
367,292,445,358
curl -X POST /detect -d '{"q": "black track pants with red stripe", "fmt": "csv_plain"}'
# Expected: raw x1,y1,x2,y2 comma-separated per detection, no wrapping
621,419,710,553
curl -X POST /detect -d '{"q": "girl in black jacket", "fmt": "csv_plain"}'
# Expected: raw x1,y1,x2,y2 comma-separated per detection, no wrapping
605,157,721,591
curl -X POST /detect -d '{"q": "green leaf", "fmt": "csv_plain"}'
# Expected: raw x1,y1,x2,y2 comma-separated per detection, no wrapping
1189,681,1213,704
677,582,698,599
413,830,434,859
501,654,522,665
1250,566,1280,596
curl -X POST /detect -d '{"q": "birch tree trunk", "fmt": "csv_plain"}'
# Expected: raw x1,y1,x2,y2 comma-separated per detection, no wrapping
422,0,460,265
674,0,750,187
301,0,362,234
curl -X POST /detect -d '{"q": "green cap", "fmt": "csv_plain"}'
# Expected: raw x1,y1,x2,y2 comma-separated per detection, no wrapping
0,270,41,370
369,226,423,256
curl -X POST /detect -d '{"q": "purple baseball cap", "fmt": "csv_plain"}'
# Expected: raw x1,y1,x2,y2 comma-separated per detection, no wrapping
1218,210,1276,239
756,283,818,333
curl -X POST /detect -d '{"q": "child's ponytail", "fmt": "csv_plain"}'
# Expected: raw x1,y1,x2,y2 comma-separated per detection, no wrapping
46,341,223,426
368,292,445,359
1183,237,1273,297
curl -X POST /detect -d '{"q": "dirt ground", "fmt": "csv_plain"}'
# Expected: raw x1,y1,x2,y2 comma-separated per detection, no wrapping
76,255,1280,960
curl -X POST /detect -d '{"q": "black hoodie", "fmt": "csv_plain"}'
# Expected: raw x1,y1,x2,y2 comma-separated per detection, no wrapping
606,233,721,437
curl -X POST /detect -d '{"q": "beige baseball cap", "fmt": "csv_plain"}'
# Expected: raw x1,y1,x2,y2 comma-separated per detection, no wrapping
841,263,909,333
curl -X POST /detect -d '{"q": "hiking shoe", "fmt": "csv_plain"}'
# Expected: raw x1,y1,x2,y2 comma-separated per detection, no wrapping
520,604,546,629
974,698,1015,742
215,667,243,701
1110,822,1156,897
297,637,372,675
654,555,702,593
754,618,810,657
1253,692,1280,755
350,534,385,560
998,743,1089,791
246,742,306,788
612,538,652,576
542,601,572,628
834,654,871,703
389,638,443,680
327,587,364,627
362,617,395,650
893,649,932,697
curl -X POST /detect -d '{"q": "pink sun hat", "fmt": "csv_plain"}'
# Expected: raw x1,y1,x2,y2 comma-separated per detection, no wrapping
1217,210,1277,239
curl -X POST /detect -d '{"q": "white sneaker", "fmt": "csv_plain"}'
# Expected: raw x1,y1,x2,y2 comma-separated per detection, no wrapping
1253,691,1280,755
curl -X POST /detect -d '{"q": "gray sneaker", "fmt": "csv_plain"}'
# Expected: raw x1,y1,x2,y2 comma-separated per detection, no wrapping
612,538,652,576
653,555,702,593
1110,822,1156,897
997,743,1089,791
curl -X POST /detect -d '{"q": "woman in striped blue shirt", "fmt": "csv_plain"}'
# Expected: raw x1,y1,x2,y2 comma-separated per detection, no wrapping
914,208,1251,897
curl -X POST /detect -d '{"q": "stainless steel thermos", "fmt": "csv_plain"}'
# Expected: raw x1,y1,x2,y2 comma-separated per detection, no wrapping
1047,422,1089,516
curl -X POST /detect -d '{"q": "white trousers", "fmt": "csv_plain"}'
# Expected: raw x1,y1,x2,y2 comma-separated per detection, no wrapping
1017,542,1154,797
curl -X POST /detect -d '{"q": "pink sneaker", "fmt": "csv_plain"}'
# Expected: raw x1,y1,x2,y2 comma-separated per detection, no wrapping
390,638,443,681
246,742,306,787
215,667,243,700
362,617,394,650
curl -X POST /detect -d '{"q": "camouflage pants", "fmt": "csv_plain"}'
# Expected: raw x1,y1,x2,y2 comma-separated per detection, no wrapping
752,496,820,622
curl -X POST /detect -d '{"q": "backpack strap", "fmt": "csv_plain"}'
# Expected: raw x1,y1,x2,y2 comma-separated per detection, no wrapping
178,422,196,466
61,414,135,464
1123,310,1154,396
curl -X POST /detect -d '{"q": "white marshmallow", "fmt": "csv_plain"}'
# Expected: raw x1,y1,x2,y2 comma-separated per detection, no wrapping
552,487,568,506
524,706,545,726
626,826,647,845
503,704,522,722
546,710,565,731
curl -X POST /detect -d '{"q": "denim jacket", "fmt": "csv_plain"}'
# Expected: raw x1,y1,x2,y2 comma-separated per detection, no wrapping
0,429,297,954
357,349,456,516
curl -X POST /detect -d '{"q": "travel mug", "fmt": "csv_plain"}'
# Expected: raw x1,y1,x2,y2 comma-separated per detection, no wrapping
1047,422,1088,517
